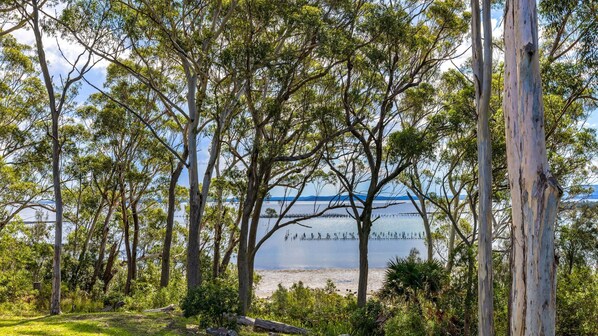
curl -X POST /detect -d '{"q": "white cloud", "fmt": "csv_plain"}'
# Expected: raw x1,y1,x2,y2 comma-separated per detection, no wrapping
9,5,109,88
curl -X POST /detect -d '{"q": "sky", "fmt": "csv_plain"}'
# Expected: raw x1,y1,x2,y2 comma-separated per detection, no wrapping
9,4,598,198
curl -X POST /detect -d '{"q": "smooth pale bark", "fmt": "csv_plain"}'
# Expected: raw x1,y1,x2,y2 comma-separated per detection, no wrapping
32,0,62,315
472,0,494,334
504,0,562,334
186,65,229,289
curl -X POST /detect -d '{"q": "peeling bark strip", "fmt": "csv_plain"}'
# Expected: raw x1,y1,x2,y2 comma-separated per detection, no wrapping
503,0,563,335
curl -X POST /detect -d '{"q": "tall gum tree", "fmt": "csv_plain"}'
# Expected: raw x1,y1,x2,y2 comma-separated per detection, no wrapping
13,0,98,314
328,0,468,307
58,0,241,289
228,0,353,313
503,0,563,334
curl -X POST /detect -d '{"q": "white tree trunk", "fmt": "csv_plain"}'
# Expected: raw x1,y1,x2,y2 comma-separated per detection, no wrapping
472,0,494,334
504,0,562,334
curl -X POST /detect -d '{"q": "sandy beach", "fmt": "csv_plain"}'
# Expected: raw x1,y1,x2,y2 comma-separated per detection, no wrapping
254,268,386,298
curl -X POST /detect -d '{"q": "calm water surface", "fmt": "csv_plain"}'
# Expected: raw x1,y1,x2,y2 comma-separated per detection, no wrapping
17,200,427,270
251,201,426,270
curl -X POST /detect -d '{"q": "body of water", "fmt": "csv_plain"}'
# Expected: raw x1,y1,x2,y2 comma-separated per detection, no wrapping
251,201,426,270
14,200,427,270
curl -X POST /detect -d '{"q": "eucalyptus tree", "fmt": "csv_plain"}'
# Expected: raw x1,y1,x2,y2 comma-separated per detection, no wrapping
221,0,354,313
11,0,99,315
81,66,171,295
0,35,49,232
326,0,467,307
503,0,562,333
60,0,243,289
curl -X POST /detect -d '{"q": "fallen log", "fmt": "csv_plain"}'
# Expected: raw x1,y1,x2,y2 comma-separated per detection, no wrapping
143,304,175,313
253,318,307,335
236,316,255,326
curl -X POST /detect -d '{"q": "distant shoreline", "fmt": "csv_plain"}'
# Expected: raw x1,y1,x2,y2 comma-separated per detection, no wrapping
254,268,386,298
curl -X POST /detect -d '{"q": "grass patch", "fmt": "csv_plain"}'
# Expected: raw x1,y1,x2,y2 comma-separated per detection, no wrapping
0,312,194,336
0,313,287,336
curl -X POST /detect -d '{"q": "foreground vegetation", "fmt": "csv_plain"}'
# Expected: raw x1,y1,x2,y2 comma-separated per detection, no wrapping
1,248,596,335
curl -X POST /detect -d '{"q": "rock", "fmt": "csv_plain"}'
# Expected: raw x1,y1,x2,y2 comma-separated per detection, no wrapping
206,327,238,336
101,305,113,312
206,327,229,336
253,318,308,335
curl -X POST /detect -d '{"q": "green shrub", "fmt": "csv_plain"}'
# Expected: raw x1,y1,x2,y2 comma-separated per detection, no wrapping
252,280,354,335
350,299,384,336
384,305,427,336
61,288,103,313
181,279,238,328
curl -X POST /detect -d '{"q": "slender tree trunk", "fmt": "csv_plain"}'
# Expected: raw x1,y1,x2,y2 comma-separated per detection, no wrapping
464,247,475,336
196,118,223,276
504,0,562,334
412,192,433,261
50,103,62,316
91,201,114,290
185,67,202,290
446,225,456,272
246,189,267,308
212,207,223,279
73,198,105,289
357,218,370,307
220,232,238,276
420,202,433,261
120,182,133,295
472,0,494,334
102,241,119,293
32,0,62,314
160,156,186,288
212,158,224,279
238,144,260,315
131,201,140,282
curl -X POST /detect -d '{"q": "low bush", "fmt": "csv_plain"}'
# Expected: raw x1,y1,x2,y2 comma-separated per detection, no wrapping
252,280,354,335
384,304,427,336
181,279,238,329
350,299,385,336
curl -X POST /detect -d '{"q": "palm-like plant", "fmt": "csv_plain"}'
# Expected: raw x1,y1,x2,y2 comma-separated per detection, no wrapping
382,249,447,302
